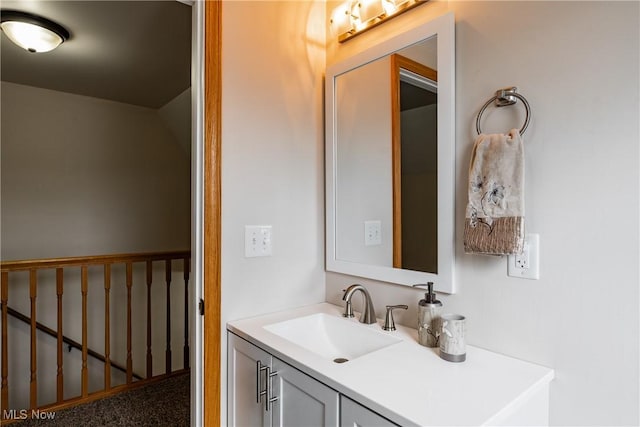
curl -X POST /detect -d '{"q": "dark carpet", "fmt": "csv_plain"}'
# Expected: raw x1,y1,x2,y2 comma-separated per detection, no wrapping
17,373,190,426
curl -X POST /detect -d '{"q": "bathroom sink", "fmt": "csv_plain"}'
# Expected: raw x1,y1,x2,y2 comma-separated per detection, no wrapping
264,313,401,362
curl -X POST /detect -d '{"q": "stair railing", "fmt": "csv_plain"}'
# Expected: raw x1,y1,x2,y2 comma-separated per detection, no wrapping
0,250,190,419
6,306,143,381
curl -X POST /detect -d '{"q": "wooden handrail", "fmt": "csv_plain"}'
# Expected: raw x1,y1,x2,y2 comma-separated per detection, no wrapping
0,250,190,271
1,250,191,418
6,307,143,380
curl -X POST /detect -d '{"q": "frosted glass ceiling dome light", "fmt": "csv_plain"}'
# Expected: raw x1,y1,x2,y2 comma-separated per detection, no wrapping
1,10,69,53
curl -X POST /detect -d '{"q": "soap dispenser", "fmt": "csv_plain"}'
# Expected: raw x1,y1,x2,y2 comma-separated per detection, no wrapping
413,283,442,348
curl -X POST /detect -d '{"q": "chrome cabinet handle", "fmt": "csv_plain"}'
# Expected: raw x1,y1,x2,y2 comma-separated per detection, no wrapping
266,367,279,412
256,360,268,404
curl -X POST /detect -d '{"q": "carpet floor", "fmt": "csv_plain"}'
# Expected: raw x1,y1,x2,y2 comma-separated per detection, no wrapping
17,373,190,426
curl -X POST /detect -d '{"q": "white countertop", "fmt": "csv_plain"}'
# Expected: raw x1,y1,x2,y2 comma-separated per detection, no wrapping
227,303,554,426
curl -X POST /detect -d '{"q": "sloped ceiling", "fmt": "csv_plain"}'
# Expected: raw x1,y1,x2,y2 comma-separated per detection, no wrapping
1,1,191,108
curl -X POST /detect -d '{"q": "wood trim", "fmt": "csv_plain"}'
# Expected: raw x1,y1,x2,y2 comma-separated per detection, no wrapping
146,260,153,379
392,54,438,82
1,272,8,412
165,260,172,374
56,268,64,403
390,54,437,268
204,0,222,425
0,250,190,272
81,266,88,397
391,55,402,269
126,262,133,384
29,270,37,409
104,264,112,390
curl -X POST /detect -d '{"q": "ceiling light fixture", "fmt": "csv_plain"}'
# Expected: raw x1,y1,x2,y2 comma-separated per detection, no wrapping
1,10,69,53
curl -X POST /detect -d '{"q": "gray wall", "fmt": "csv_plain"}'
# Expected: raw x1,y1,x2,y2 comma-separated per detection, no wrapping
1,82,190,260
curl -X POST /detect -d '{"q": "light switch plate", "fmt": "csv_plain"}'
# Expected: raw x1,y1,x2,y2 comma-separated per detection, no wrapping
508,233,540,280
364,220,382,246
245,225,272,257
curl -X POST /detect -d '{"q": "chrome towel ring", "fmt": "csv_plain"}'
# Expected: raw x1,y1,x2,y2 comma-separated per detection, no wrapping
476,87,531,135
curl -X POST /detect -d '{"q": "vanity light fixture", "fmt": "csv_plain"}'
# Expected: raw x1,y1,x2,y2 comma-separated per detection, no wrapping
330,2,356,37
0,10,69,53
330,0,428,43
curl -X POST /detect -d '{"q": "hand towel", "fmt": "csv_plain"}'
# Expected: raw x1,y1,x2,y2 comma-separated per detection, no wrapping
464,129,524,255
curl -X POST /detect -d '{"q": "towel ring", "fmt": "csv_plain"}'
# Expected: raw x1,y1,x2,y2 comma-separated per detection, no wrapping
476,87,531,135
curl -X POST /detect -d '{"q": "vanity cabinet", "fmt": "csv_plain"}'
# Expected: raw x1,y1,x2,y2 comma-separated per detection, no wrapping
340,396,398,427
228,332,339,427
228,304,554,426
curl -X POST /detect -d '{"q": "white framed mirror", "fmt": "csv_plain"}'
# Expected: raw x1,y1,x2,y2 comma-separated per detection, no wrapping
325,12,455,293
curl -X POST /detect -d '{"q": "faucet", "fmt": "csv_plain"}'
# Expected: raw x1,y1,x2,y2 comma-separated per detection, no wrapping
342,284,377,324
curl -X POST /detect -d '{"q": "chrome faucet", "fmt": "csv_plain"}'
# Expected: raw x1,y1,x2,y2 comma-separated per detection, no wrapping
342,284,377,324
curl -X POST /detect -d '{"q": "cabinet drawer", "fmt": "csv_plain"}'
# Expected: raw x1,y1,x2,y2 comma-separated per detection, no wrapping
340,395,399,427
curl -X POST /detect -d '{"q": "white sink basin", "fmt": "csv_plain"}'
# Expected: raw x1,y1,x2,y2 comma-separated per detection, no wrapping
264,313,401,362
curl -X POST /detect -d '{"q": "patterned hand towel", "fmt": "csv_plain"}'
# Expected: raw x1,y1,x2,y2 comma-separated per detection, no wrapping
464,129,524,255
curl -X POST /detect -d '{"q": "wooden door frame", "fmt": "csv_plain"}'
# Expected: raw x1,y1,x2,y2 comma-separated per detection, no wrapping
203,0,222,425
390,53,437,269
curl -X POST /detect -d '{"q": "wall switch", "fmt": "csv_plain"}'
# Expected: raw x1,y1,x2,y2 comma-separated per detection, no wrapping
508,233,540,280
364,220,382,246
245,225,272,257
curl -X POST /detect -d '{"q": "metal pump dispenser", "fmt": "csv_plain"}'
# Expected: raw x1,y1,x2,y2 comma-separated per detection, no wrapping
413,282,442,347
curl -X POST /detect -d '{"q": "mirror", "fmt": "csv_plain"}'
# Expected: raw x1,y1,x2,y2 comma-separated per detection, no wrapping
391,51,438,273
325,12,455,293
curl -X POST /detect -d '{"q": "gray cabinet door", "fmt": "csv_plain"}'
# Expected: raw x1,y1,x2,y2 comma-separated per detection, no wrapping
229,332,339,427
228,333,272,427
340,395,398,427
271,357,339,427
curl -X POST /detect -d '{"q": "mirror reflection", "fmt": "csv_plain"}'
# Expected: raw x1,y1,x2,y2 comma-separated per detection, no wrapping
334,36,438,274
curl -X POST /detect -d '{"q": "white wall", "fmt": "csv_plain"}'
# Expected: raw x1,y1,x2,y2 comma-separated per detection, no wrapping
325,2,639,426
1,82,191,260
398,37,437,69
220,1,326,424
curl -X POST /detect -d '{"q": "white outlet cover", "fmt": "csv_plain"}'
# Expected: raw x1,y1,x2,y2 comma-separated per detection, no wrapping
508,233,540,280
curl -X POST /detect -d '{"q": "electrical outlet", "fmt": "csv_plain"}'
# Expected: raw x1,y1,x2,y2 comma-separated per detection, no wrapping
514,245,530,269
508,233,540,280
245,225,272,257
